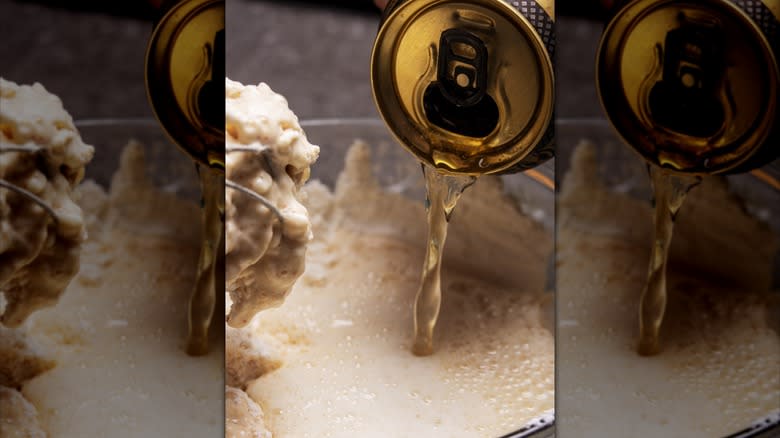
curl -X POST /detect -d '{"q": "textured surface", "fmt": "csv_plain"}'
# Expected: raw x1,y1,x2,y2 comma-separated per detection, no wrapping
226,1,381,119
0,1,153,120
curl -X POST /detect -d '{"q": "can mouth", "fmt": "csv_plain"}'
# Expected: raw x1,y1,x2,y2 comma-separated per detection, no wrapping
371,0,554,175
596,0,779,175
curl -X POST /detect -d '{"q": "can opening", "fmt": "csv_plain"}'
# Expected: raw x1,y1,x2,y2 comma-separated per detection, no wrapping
423,28,499,138
646,12,728,139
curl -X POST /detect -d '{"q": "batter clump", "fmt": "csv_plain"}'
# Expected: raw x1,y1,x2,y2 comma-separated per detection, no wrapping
225,79,319,329
0,78,94,327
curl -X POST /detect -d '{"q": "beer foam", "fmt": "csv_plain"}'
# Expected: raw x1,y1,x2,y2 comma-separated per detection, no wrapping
557,142,780,436
234,142,553,437
19,143,223,437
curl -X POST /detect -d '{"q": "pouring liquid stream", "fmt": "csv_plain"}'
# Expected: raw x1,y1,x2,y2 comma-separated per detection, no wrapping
638,164,701,356
412,164,476,356
186,163,225,356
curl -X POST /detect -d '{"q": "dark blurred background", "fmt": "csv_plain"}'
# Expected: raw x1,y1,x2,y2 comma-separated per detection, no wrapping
1,0,155,119
1,0,608,121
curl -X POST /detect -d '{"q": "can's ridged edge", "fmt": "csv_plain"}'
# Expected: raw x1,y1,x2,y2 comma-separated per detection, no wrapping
728,0,780,173
732,0,779,55
500,0,556,173
506,0,555,59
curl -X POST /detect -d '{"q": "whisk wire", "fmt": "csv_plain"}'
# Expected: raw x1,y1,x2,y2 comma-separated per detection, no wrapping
0,147,59,223
225,179,284,223
225,145,284,223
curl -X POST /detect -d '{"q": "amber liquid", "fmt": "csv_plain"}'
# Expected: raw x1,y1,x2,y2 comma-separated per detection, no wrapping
412,165,476,356
637,165,701,356
186,164,225,356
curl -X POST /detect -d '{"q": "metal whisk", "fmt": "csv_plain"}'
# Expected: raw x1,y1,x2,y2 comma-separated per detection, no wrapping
225,145,284,223
0,145,59,223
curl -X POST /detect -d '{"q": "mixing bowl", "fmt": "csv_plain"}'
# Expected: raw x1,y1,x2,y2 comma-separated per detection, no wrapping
78,118,202,200
20,119,225,437
556,117,780,438
292,118,556,438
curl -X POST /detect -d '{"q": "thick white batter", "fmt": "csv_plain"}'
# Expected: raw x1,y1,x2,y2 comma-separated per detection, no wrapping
0,78,94,328
225,78,319,329
0,79,223,437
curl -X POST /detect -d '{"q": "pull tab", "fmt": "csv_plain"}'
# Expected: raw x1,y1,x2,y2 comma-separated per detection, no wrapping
423,29,499,138
437,29,489,106
648,13,727,138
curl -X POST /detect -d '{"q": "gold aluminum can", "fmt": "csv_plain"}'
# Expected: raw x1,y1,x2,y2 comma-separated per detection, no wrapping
145,0,225,170
597,0,779,175
371,0,555,175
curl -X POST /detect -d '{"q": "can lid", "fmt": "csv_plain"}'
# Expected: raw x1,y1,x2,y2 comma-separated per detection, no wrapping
597,0,779,174
146,0,225,170
372,0,554,175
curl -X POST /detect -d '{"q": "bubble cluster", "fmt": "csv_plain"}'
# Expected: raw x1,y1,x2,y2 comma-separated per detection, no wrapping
241,146,554,436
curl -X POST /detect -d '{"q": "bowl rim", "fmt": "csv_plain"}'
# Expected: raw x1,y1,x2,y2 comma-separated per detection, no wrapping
298,117,557,191
75,118,160,128
72,117,557,192
73,117,776,190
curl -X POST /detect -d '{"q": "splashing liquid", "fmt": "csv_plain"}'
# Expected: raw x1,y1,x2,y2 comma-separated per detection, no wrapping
412,165,476,356
637,165,701,356
186,165,225,356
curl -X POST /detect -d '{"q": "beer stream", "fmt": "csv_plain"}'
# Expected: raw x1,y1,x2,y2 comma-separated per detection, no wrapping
187,165,224,356
413,166,476,356
595,1,780,355
145,0,225,355
637,165,700,356
370,0,555,356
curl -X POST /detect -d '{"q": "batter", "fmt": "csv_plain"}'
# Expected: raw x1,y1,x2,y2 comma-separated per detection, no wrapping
0,78,94,328
227,142,554,437
0,325,52,436
1,78,92,437
1,79,223,436
225,79,319,329
557,142,780,437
